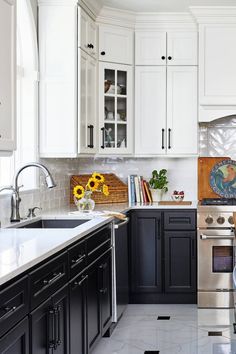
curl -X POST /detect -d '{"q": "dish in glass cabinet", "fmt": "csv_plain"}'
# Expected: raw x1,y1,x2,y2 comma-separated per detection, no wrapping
210,159,236,198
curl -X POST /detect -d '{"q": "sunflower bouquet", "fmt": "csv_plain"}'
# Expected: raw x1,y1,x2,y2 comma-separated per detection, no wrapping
73,173,109,212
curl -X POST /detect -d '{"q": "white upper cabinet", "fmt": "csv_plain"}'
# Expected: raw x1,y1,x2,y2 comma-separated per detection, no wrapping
135,66,198,156
166,66,198,155
167,32,198,66
135,31,166,66
199,24,236,106
99,24,134,65
99,62,133,154
0,0,16,153
135,66,166,155
78,49,97,154
78,7,97,59
135,30,197,66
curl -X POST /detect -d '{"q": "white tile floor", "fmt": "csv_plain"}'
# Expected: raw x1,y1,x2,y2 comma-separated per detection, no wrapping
92,305,236,354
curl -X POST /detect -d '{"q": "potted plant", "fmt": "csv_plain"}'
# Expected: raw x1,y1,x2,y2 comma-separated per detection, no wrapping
149,169,168,201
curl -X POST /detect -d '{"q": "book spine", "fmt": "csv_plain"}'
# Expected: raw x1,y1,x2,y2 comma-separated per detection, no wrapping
128,175,131,204
130,175,136,204
138,176,144,204
134,176,140,203
141,179,148,203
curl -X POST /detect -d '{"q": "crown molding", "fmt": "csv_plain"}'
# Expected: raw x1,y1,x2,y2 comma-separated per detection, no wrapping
97,6,136,28
79,0,104,18
97,6,196,30
190,6,236,23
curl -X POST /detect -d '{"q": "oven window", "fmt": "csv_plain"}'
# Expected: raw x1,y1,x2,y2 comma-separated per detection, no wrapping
212,246,233,273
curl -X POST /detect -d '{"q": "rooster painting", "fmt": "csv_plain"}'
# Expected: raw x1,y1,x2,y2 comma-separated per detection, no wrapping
210,160,236,198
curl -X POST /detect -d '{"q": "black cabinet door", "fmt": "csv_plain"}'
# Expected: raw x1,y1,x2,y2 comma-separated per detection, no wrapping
87,262,101,353
51,286,69,354
69,273,87,354
30,286,69,354
130,211,162,294
0,317,29,354
99,250,112,336
30,297,52,354
164,231,196,293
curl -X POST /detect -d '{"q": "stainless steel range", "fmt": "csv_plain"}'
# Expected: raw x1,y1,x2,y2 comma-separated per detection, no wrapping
198,198,236,308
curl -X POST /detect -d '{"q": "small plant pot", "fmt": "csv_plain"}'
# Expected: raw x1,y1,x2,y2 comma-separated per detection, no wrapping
150,189,164,202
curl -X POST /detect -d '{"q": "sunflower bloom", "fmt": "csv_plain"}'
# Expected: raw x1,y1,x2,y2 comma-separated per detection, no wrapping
73,185,85,199
87,178,99,191
103,184,109,196
92,172,105,184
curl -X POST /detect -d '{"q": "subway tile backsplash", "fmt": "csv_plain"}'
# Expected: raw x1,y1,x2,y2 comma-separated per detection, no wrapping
0,157,198,224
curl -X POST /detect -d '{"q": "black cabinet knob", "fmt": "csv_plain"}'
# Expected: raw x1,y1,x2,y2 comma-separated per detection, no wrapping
101,51,106,56
87,43,92,48
168,56,172,60
161,56,166,60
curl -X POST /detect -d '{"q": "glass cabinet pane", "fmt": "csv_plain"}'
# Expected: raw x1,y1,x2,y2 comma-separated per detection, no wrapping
104,123,115,148
105,69,115,94
117,124,127,148
105,96,115,121
117,70,127,95
117,97,127,122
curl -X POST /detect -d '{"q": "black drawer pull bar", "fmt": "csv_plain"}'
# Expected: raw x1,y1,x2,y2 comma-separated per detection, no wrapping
71,254,86,265
43,272,62,286
55,305,62,347
0,306,17,320
88,125,94,148
161,128,165,149
168,128,171,149
74,275,88,287
101,127,105,149
48,308,56,349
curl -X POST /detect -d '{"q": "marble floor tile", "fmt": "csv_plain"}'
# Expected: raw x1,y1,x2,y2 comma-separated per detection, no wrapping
92,305,236,354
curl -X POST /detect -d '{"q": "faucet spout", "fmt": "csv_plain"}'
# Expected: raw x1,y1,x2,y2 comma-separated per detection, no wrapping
10,162,56,222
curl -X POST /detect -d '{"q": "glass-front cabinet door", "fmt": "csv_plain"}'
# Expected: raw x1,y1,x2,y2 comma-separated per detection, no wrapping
99,62,133,154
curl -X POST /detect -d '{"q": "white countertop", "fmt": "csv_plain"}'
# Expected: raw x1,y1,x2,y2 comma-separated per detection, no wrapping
0,201,197,287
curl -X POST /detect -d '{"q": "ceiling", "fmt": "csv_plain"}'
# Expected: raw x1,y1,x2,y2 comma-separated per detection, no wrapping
101,0,236,12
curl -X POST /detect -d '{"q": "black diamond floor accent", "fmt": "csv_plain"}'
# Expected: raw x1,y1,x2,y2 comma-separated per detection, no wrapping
144,351,160,354
208,331,222,336
157,316,170,320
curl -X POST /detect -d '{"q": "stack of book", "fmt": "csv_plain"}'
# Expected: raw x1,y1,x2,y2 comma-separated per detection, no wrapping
128,175,153,204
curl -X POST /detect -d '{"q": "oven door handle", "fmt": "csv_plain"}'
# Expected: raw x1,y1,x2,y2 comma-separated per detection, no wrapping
200,234,235,240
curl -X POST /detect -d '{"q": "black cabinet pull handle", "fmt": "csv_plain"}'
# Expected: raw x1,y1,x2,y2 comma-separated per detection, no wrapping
71,254,86,265
43,272,62,286
168,128,171,149
168,56,172,60
48,308,56,349
101,51,106,55
161,56,166,60
56,305,62,347
0,306,17,320
87,125,94,148
192,239,195,258
99,287,107,294
162,128,165,149
101,127,105,149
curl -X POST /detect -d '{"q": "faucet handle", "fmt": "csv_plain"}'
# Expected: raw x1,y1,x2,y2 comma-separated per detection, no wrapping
28,207,42,218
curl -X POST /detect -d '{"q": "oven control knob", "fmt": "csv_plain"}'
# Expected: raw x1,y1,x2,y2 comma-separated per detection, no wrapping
205,215,213,224
228,216,234,225
217,216,225,224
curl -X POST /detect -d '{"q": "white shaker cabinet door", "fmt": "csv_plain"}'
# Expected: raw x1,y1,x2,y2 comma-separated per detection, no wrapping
0,0,16,152
99,25,133,65
167,31,198,66
199,25,236,105
166,66,198,155
135,31,166,65
135,66,166,155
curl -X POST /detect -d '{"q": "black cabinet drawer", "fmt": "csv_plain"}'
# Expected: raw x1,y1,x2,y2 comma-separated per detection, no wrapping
87,226,111,265
68,240,87,279
29,252,68,310
0,276,29,338
164,211,196,230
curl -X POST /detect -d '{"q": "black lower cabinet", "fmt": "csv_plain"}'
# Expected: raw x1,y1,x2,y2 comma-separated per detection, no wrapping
130,211,162,302
0,317,29,354
30,286,69,354
99,252,112,336
164,231,196,293
69,273,87,354
130,210,197,303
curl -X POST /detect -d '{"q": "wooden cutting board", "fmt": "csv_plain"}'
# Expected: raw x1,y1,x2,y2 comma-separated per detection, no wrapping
198,157,230,201
158,201,192,205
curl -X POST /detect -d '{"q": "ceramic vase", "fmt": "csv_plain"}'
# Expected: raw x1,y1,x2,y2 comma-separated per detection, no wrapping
150,188,164,202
